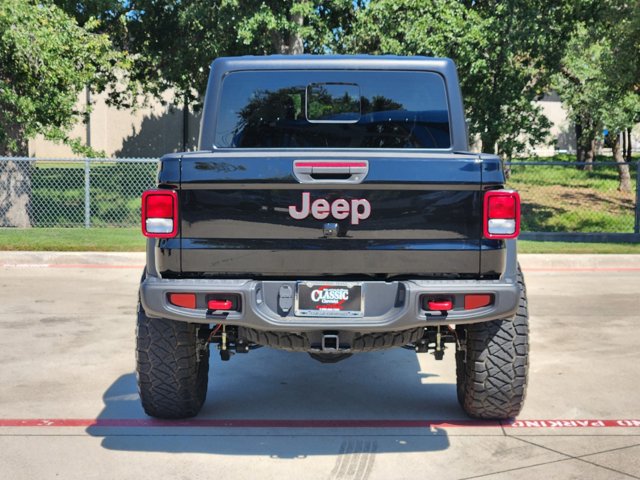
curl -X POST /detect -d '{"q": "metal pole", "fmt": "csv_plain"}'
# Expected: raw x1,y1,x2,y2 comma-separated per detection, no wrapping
635,160,640,234
182,94,189,152
84,158,91,229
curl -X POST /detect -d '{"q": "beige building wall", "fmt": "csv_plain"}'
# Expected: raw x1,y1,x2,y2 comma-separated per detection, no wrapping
537,92,573,155
29,88,200,158
536,92,639,155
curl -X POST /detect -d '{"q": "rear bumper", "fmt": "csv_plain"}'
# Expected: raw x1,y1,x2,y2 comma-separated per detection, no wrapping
140,275,520,332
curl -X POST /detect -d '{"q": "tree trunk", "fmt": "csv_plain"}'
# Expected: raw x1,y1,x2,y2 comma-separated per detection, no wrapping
584,137,595,172
575,121,584,164
480,131,498,155
182,94,189,151
0,119,32,227
269,2,306,55
626,129,633,162
288,8,304,55
270,30,286,54
611,133,632,193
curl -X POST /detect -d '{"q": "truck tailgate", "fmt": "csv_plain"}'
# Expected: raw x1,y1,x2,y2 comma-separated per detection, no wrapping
175,151,498,278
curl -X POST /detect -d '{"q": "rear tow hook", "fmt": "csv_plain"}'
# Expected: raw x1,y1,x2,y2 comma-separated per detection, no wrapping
412,326,455,360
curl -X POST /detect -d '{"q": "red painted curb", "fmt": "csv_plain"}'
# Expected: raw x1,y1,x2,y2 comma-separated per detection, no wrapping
0,419,638,429
0,264,143,269
525,267,640,272
49,264,144,269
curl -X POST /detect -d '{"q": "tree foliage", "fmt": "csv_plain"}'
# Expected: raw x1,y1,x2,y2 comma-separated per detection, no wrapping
7,0,640,163
553,0,640,190
0,0,127,155
234,0,358,55
81,0,359,109
345,0,576,158
120,1,238,107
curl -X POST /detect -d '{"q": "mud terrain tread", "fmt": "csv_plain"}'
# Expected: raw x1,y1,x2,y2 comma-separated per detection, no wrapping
351,328,423,351
457,266,529,419
136,302,209,419
239,328,310,351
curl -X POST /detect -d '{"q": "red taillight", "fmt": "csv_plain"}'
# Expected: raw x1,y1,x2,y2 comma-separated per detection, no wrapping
142,190,178,238
208,299,234,311
464,294,493,310
488,196,516,219
483,190,520,239
146,195,173,218
169,293,196,309
426,299,453,311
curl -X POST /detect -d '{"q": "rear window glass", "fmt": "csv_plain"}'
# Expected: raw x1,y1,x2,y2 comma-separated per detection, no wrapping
214,70,450,149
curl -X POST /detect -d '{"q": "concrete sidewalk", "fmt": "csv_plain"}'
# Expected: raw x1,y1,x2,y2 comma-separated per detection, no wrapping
0,253,639,479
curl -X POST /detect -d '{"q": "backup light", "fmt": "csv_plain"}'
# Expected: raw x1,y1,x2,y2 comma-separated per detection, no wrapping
484,190,520,239
142,190,178,238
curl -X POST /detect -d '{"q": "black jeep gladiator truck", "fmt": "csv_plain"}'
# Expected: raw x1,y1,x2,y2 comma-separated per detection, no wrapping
137,55,529,420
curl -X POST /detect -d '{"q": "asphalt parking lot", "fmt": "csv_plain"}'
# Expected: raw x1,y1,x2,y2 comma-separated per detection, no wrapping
1,252,639,480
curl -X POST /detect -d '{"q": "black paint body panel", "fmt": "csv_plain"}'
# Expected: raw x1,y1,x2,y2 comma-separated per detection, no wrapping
181,189,480,240
151,152,507,278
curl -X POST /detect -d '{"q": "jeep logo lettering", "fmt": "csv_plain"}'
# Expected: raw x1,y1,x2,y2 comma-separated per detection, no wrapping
288,192,371,225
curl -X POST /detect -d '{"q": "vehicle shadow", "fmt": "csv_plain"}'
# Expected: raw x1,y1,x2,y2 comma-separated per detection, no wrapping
88,347,460,457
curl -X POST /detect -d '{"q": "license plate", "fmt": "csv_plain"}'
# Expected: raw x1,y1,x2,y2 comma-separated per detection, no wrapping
295,282,364,317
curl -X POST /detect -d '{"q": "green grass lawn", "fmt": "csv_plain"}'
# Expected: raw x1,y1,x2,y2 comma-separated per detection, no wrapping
0,228,145,251
517,240,640,254
1,228,638,254
507,159,637,233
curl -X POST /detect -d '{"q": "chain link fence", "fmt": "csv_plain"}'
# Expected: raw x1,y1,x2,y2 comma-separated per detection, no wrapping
0,157,157,228
506,161,639,234
1,157,639,234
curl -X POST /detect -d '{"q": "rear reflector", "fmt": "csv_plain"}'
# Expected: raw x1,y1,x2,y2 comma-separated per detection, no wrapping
426,299,453,311
169,293,196,309
208,299,234,311
464,294,493,310
484,190,520,239
142,190,178,238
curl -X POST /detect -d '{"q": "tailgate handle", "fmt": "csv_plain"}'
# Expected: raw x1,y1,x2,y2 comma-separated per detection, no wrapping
293,160,368,183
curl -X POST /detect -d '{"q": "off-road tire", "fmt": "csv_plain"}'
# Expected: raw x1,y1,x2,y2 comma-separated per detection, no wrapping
456,266,529,419
136,301,209,419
